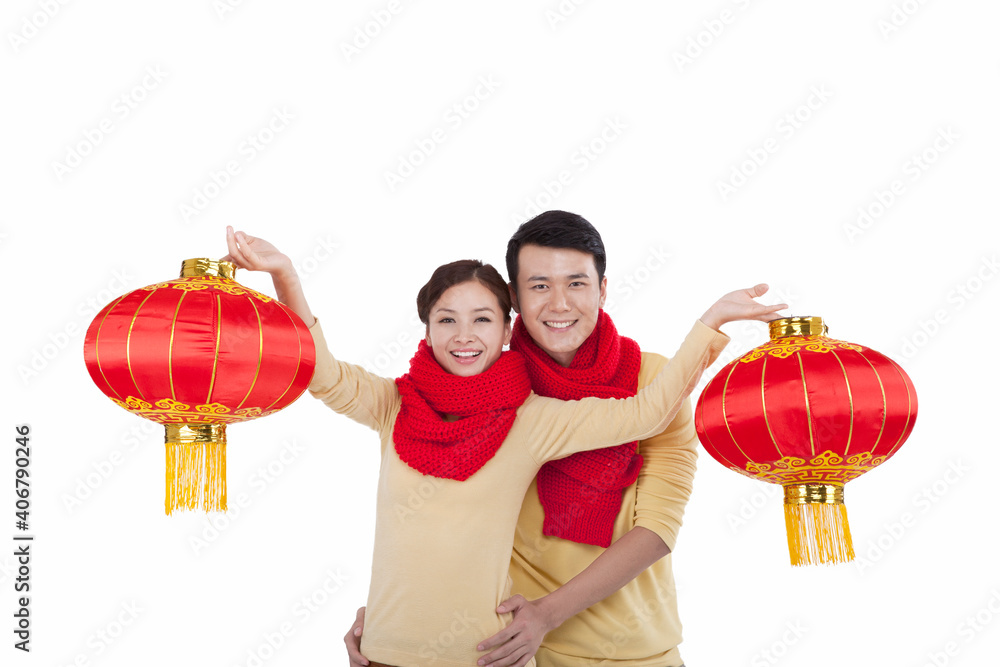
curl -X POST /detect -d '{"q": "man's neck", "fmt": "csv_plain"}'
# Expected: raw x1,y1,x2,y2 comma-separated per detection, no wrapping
543,347,577,368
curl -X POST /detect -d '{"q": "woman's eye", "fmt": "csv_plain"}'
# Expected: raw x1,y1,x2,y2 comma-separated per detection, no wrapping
438,317,455,324
476,317,492,323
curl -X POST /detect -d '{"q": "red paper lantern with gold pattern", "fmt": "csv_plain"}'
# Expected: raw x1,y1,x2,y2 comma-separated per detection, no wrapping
694,316,917,566
83,258,315,515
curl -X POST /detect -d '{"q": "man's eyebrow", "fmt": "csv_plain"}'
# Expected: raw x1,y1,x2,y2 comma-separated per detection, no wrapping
526,273,590,281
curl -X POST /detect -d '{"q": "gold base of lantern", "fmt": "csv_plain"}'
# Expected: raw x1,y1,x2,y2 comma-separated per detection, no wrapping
783,483,854,566
164,424,227,515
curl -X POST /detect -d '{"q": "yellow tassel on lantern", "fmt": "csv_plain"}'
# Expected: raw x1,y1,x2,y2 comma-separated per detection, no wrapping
164,424,228,515
783,483,855,566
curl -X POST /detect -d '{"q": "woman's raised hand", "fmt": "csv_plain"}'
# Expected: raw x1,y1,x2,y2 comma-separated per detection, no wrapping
221,226,316,327
700,283,788,330
222,226,293,278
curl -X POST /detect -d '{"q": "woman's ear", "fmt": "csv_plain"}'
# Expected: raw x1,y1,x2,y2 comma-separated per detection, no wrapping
425,326,432,347
503,321,512,347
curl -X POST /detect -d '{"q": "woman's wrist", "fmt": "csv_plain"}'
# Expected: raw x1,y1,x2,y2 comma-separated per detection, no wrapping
269,258,297,284
699,310,723,331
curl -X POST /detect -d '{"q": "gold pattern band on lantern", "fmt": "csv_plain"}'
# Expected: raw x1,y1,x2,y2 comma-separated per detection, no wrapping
164,423,227,445
180,258,236,279
738,450,886,486
110,395,275,425
784,483,844,505
769,316,828,339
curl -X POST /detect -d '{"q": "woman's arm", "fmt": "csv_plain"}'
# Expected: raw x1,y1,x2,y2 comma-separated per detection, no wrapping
223,227,399,432
526,284,784,464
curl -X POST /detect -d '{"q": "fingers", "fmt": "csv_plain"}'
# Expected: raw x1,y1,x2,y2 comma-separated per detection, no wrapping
225,227,257,269
747,283,769,297
224,227,243,266
235,230,257,259
496,595,525,614
225,227,250,266
478,638,521,667
486,646,531,667
343,606,368,666
344,628,369,666
478,623,517,651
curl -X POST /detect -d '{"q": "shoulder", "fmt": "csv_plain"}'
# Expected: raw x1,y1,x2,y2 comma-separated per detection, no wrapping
517,391,551,413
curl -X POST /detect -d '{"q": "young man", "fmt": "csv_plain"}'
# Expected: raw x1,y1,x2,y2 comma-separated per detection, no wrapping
346,211,783,667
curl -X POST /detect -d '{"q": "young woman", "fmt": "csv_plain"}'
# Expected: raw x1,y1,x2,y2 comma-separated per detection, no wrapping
223,226,783,667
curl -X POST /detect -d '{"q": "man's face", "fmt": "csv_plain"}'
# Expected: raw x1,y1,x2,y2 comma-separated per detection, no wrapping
511,244,607,367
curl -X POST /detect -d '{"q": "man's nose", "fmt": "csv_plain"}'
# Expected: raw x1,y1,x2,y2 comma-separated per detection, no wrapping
549,287,571,311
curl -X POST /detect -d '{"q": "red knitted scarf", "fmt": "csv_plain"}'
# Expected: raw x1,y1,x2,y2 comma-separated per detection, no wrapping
510,309,642,547
393,340,532,481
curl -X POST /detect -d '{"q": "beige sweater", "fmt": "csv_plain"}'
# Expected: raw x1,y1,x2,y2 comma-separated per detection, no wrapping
307,319,729,667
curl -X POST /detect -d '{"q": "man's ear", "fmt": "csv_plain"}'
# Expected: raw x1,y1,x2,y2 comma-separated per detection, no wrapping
509,282,521,314
599,275,608,309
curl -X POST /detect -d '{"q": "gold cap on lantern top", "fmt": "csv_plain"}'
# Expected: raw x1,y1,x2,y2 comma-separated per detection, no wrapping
768,316,827,340
180,258,236,279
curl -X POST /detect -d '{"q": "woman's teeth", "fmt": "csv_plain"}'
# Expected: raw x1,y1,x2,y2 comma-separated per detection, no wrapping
451,351,482,357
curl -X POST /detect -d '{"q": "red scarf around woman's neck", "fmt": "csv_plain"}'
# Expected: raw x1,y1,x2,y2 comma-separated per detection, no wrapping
510,309,642,547
393,340,532,481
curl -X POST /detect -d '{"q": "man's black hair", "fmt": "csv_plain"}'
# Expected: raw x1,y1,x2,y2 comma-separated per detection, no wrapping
505,210,607,292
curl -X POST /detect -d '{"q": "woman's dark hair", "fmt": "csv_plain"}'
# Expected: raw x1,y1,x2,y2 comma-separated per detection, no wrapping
505,210,607,292
416,260,512,325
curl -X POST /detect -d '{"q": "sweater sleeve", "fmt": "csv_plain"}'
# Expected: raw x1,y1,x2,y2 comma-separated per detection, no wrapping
523,320,729,465
306,318,400,433
631,351,699,552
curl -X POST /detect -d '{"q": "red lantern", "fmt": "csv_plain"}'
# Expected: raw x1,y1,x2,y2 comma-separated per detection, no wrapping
83,259,315,514
695,316,917,566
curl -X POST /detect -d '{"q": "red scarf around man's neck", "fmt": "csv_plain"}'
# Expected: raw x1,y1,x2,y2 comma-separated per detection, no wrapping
510,309,642,547
393,340,532,481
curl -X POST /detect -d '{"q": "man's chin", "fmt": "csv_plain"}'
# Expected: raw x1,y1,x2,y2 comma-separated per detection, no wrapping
537,338,581,358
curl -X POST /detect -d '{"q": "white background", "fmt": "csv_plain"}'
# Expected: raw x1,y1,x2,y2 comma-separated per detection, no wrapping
3,1,999,666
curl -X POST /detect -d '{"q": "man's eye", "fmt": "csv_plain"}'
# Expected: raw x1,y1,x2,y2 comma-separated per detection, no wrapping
531,284,548,290
570,282,585,287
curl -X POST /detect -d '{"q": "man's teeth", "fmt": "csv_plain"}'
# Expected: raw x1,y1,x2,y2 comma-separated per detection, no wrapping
452,351,482,357
545,321,575,329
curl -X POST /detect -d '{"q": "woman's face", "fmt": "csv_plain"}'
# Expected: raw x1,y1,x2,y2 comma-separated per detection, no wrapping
425,280,511,377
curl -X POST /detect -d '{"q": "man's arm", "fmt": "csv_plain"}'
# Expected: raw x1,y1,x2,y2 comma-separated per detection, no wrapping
475,356,696,667
476,526,669,667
